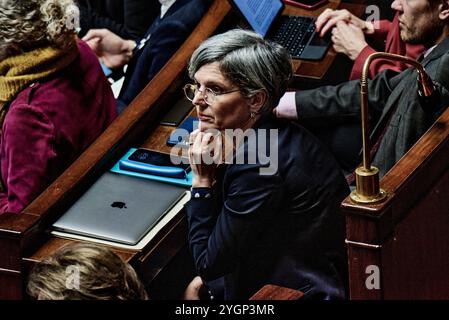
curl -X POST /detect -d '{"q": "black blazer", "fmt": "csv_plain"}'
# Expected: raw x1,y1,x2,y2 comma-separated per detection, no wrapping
297,36,449,177
185,115,350,300
78,0,160,40
117,0,211,110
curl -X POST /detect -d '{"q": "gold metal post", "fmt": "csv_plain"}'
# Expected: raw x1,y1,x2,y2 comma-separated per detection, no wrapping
350,52,434,204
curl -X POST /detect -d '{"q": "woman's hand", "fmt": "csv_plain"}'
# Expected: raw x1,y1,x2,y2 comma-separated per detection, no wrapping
189,129,222,188
183,276,207,300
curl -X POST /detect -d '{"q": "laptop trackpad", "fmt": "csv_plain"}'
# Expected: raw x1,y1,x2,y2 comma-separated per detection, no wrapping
300,32,331,61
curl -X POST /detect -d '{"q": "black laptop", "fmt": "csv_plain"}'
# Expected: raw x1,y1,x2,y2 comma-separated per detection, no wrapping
231,0,331,60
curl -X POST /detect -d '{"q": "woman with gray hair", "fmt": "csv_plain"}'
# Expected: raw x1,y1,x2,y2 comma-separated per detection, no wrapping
183,29,350,300
0,0,116,214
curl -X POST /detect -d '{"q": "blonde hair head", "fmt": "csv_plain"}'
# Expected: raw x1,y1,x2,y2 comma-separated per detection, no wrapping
0,0,79,57
27,243,148,300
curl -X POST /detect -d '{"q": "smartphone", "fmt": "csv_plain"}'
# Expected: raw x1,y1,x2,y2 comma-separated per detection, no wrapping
283,0,328,10
160,98,193,126
119,148,190,179
166,116,198,147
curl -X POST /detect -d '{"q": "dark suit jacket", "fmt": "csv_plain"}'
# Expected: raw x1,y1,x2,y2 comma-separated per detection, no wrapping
78,0,159,40
296,36,449,177
117,0,210,110
185,115,349,300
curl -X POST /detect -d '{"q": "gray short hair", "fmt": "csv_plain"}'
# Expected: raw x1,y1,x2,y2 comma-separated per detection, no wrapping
0,0,79,57
188,29,293,113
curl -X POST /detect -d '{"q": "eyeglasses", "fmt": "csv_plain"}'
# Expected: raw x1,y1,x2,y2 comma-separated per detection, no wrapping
183,84,240,105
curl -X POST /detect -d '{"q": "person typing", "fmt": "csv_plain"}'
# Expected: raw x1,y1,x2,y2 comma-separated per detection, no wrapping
276,0,449,179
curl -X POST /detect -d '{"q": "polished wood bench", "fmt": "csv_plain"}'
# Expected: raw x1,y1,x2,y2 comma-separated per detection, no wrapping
250,285,304,300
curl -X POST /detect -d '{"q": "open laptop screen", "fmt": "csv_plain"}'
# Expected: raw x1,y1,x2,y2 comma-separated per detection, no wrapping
233,0,283,37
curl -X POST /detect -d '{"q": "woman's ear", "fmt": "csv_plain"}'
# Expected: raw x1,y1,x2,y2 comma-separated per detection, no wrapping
439,1,449,20
249,90,267,114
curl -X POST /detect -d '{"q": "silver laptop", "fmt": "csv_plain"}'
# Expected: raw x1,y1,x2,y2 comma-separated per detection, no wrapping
53,172,187,245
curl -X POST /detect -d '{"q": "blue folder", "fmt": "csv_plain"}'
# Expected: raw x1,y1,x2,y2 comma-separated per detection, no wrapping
110,148,192,188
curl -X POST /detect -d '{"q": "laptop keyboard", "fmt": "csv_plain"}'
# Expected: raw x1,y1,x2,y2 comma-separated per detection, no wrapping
272,16,316,58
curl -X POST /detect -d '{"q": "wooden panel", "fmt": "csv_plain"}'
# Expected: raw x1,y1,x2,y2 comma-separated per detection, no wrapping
0,270,22,300
249,284,304,300
0,233,22,270
381,167,449,299
346,244,383,299
343,106,449,299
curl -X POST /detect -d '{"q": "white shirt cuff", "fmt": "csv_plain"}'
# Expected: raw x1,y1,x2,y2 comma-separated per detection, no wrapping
275,91,298,120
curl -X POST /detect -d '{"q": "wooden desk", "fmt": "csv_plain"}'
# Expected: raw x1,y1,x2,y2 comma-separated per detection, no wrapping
0,0,364,299
249,284,304,300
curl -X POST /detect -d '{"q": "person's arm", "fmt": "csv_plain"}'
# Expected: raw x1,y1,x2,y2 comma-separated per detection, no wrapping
332,21,398,80
350,44,378,80
82,29,136,69
117,21,189,106
120,0,159,40
315,8,374,37
349,16,405,80
185,163,284,281
118,0,208,106
143,22,189,81
0,105,57,214
294,69,406,125
350,44,418,81
79,0,157,40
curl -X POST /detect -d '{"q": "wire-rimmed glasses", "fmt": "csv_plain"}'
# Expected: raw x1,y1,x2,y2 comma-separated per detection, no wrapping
183,84,240,105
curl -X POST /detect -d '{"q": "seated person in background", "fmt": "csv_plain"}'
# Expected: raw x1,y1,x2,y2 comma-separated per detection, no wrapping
83,0,211,113
287,2,423,177
27,243,148,299
316,6,425,80
183,29,350,300
276,0,449,178
0,0,117,214
77,0,160,41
